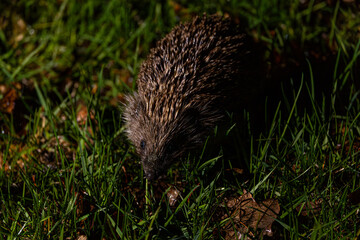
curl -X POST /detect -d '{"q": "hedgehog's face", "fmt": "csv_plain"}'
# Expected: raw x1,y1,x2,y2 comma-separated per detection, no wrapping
124,94,192,180
136,127,186,181
124,94,204,180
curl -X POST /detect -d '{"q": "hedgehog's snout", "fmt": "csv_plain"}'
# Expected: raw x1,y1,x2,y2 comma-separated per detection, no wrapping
144,171,154,181
144,166,163,181
142,153,170,181
142,155,159,181
143,165,155,180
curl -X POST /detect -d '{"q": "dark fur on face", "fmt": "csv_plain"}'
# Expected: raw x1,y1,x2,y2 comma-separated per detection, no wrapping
124,15,258,180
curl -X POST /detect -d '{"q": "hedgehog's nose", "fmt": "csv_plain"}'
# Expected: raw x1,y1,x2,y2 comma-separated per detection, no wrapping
145,172,154,181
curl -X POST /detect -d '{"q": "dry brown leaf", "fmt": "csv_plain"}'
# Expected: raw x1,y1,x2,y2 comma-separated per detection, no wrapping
0,84,21,114
91,84,98,95
76,235,87,240
0,142,29,172
77,104,88,125
232,168,244,175
167,186,180,206
218,190,280,239
76,102,95,127
0,89,17,113
0,85,7,94
0,152,9,171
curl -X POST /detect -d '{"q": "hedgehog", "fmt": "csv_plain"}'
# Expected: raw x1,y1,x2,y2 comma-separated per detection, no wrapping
124,15,259,180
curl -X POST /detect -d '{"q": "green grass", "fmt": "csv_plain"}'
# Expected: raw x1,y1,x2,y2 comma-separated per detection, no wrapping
1,0,360,239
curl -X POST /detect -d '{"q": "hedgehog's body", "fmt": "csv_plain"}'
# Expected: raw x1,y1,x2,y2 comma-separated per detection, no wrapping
124,15,258,180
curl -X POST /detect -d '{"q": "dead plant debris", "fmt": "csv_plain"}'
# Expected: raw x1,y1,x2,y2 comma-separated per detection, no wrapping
215,190,280,239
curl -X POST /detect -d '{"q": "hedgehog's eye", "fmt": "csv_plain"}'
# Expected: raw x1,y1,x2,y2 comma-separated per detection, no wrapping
140,140,146,150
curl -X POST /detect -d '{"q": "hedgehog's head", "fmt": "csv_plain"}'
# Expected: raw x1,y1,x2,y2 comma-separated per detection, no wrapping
123,93,206,180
